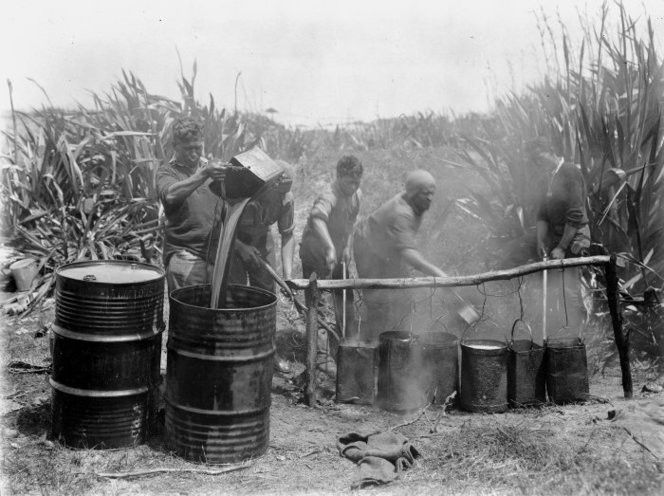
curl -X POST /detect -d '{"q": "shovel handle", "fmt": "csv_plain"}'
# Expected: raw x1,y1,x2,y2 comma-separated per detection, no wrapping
341,261,347,340
542,256,548,344
259,258,341,343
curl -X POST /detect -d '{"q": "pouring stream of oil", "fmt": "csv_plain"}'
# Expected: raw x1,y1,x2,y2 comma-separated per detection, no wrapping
209,198,251,309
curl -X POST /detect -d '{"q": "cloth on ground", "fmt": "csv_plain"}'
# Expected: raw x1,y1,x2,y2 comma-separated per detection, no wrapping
337,431,420,489
608,398,664,463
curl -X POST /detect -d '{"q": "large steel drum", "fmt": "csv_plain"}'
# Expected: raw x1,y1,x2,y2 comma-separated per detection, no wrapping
377,331,428,413
50,260,165,448
460,339,509,413
166,284,276,464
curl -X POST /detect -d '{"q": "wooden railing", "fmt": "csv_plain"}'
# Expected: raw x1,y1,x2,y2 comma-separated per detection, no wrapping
287,255,632,406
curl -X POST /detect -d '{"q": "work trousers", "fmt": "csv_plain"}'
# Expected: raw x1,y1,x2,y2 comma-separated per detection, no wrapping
352,235,413,343
165,250,210,295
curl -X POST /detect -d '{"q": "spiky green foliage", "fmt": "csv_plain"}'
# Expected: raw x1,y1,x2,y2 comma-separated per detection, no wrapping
0,67,273,313
458,3,663,285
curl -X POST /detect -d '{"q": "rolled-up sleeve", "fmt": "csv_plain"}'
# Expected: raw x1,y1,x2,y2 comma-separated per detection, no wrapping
157,167,178,207
309,191,336,223
278,192,295,235
564,180,587,227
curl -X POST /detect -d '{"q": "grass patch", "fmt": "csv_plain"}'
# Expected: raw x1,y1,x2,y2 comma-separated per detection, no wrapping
415,420,663,495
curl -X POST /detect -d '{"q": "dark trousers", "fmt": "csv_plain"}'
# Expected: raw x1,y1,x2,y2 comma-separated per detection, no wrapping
352,235,412,343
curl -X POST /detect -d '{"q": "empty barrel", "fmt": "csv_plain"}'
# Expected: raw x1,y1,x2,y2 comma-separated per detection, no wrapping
377,331,427,413
166,284,276,464
51,260,164,448
460,339,508,413
421,332,459,405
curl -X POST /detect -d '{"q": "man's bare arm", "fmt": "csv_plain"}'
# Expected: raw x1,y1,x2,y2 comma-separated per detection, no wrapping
401,248,447,278
163,163,227,206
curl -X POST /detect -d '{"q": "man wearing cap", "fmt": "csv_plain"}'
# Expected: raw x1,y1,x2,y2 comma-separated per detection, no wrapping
157,117,227,293
352,170,449,342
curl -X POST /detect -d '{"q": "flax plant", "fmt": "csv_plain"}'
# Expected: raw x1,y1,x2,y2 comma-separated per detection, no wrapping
1,66,262,313
456,2,663,361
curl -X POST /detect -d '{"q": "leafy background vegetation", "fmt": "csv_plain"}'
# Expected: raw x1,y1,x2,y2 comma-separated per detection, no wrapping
1,2,661,368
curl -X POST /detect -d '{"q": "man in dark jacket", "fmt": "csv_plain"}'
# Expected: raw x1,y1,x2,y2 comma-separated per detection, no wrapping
536,162,591,259
535,156,592,333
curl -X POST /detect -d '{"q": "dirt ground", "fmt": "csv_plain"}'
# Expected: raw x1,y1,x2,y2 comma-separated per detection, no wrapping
1,297,663,496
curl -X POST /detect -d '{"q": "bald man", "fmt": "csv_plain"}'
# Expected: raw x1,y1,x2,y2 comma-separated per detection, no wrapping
352,170,447,341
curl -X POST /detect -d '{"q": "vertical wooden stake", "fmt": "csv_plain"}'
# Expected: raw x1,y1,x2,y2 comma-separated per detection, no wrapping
304,273,319,406
605,254,632,399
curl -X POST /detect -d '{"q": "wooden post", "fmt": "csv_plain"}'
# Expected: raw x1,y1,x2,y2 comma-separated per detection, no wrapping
304,273,319,406
605,254,632,399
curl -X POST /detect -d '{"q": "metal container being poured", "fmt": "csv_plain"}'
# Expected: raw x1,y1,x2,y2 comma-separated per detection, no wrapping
209,147,284,199
208,147,286,308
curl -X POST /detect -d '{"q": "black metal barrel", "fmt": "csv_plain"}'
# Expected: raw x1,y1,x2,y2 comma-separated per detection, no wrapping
460,339,508,413
51,260,164,448
377,331,427,413
166,284,276,464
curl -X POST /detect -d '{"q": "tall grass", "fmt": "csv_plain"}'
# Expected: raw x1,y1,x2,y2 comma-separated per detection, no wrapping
0,67,272,312
454,2,663,364
458,3,663,283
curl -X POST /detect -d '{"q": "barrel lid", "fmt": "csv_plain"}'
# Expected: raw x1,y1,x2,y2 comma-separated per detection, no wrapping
56,260,163,284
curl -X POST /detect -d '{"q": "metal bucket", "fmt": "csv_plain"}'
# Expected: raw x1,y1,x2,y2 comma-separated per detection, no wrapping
507,320,545,407
166,284,276,464
421,332,459,405
51,260,164,448
377,331,427,413
336,340,379,405
460,339,508,413
545,337,589,404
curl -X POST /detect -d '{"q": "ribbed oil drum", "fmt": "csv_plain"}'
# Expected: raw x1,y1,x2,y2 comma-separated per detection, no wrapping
50,260,164,448
166,284,276,464
377,331,427,413
460,339,508,413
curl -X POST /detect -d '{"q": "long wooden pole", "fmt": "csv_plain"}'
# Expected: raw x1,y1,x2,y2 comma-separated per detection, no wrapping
292,254,633,400
304,273,319,406
287,256,611,291
605,254,632,398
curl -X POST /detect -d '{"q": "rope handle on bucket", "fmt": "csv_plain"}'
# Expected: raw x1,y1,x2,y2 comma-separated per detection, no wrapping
509,319,535,350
